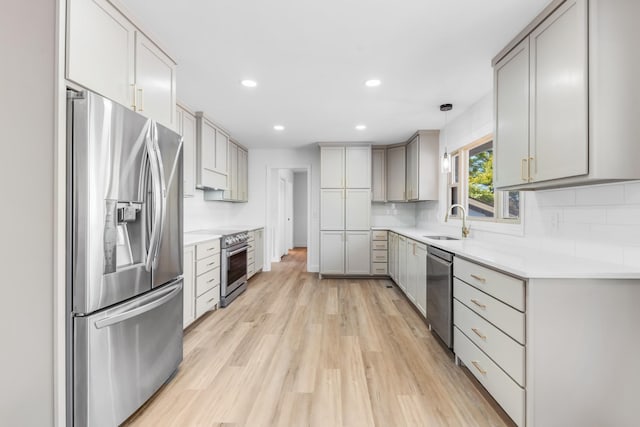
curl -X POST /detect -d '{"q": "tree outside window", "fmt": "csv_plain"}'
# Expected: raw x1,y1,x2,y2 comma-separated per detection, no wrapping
448,135,520,223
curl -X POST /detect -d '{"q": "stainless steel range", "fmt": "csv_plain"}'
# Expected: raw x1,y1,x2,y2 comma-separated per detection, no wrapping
209,229,250,307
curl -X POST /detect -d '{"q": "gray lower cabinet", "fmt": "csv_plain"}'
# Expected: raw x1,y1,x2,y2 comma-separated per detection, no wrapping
453,257,525,426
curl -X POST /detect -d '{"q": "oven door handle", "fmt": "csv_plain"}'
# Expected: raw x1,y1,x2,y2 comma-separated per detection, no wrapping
227,246,248,257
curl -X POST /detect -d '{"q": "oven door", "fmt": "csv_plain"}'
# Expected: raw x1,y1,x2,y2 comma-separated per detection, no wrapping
223,244,248,297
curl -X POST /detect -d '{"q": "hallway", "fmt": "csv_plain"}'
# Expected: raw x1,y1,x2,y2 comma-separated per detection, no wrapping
125,248,510,426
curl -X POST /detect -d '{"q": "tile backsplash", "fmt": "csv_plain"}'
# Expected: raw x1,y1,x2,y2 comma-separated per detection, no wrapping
524,181,640,267
413,181,640,268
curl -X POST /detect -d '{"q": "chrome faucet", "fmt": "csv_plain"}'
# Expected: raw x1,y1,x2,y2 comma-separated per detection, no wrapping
445,204,470,238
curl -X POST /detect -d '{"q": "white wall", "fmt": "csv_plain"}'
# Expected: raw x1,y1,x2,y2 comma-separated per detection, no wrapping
415,92,640,268
293,172,308,247
0,1,56,425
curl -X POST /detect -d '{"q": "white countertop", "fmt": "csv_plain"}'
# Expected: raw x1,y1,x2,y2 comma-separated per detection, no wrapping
382,227,640,279
184,225,264,247
184,231,222,247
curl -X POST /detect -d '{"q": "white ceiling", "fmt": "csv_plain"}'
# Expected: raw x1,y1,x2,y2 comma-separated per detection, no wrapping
120,0,549,148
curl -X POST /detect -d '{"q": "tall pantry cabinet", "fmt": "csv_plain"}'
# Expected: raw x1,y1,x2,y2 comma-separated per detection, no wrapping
320,144,371,276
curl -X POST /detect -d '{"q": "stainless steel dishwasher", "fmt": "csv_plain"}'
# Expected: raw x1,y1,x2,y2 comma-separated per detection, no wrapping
426,246,454,348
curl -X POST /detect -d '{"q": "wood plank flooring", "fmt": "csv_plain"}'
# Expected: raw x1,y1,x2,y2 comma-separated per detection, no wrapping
124,248,511,427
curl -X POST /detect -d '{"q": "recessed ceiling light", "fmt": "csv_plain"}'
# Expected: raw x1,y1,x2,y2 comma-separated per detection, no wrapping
355,124,367,130
365,79,381,87
241,79,257,88
273,125,285,131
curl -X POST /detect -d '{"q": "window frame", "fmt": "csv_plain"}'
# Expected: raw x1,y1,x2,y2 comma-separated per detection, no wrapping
447,134,522,225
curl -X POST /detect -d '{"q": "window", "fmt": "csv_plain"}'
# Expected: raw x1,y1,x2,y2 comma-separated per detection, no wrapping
448,134,521,223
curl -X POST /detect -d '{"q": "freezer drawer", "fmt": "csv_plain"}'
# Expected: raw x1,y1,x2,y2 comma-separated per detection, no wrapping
74,280,183,427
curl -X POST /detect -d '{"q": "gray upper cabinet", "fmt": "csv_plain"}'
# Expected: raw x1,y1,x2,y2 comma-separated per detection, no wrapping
320,146,345,188
406,137,419,201
237,147,248,202
529,0,588,183
494,39,530,188
345,146,371,188
405,131,440,202
382,131,439,203
205,139,248,202
66,0,176,129
386,145,406,202
175,104,196,197
494,0,640,190
371,148,386,202
196,113,228,190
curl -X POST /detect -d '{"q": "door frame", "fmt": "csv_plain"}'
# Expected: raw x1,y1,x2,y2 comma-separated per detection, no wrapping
265,165,312,271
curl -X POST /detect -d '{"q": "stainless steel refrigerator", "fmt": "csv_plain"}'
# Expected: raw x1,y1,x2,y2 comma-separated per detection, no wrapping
67,90,183,426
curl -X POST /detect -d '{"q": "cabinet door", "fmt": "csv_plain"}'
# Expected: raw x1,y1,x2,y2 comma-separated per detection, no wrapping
494,38,531,187
346,231,371,274
389,233,397,281
529,0,588,182
135,32,176,129
226,142,238,200
238,148,248,201
201,120,217,175
345,146,371,188
215,130,229,175
345,189,370,230
386,146,406,201
321,231,344,274
321,147,345,188
372,148,386,202
406,137,419,201
415,244,427,317
406,240,417,302
183,246,195,328
255,229,264,271
320,189,345,230
398,236,407,291
181,108,197,197
67,0,135,108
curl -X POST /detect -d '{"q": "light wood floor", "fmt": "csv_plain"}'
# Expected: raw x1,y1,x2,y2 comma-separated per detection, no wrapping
125,248,511,427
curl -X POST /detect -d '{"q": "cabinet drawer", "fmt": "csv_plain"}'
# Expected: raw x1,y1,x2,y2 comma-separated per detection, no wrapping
454,327,524,426
196,267,219,297
248,231,255,243
371,240,388,250
196,285,219,318
196,254,220,274
196,240,220,260
371,250,388,263
454,300,525,386
247,251,255,264
371,262,388,275
454,278,524,344
454,257,525,311
372,230,388,241
248,240,256,250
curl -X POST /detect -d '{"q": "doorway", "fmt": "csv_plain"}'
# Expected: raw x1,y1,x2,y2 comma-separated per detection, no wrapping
266,167,310,271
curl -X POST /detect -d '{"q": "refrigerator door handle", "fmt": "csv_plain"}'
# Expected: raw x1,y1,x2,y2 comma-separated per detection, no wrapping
151,123,167,268
94,281,182,329
145,122,163,272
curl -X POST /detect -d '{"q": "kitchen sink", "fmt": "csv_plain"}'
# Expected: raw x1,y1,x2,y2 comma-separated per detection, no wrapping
423,235,460,241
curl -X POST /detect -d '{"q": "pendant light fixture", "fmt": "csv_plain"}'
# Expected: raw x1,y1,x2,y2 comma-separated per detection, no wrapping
440,103,453,174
